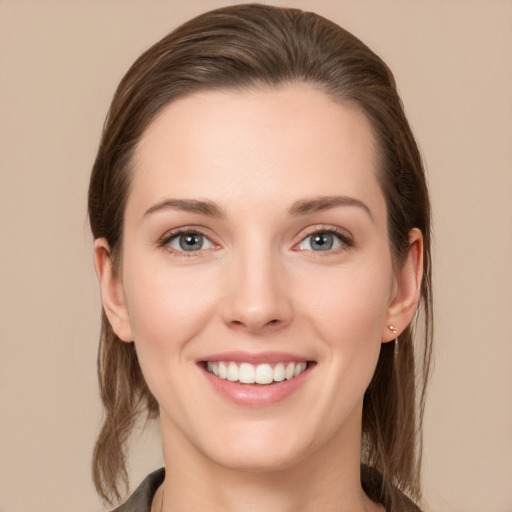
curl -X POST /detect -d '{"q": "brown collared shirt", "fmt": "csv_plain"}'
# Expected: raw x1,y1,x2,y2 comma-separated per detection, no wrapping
111,467,422,512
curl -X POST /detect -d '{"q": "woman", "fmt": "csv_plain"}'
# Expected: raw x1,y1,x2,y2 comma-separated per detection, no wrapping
89,4,432,512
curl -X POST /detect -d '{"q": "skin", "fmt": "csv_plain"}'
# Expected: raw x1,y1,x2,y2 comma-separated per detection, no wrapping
94,84,423,512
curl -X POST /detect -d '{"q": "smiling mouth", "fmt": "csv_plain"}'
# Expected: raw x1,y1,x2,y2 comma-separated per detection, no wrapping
204,361,310,385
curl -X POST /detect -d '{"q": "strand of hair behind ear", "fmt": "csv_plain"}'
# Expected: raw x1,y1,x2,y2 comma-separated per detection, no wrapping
92,314,158,504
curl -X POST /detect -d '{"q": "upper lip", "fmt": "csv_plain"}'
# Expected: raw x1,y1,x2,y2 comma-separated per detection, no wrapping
198,351,312,365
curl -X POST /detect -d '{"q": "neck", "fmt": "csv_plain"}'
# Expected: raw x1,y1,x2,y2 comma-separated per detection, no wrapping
157,410,382,512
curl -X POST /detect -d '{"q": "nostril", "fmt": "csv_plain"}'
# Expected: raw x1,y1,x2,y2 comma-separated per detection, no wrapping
228,317,283,332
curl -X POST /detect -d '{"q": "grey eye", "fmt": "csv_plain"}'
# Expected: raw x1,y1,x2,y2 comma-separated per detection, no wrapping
309,233,334,251
169,233,213,252
299,232,342,252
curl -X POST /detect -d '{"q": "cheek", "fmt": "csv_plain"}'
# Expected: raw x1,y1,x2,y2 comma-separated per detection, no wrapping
121,251,220,354
298,258,394,347
120,255,224,413
300,258,392,400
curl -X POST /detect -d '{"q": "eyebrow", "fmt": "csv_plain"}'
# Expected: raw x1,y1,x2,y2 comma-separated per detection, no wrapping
143,198,225,219
288,195,374,221
142,195,373,221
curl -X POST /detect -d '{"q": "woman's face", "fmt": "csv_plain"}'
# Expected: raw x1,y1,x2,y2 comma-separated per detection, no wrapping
96,84,420,472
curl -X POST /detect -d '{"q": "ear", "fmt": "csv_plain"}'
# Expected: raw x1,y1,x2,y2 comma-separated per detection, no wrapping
93,238,134,342
382,228,423,342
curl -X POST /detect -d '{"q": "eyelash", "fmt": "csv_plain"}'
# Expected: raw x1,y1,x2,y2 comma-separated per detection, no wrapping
157,225,354,256
294,226,354,255
157,228,217,257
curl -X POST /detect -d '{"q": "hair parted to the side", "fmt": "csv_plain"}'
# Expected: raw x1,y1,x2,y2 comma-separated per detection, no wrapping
88,3,432,507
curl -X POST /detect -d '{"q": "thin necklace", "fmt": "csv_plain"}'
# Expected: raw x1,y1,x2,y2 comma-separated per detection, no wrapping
160,487,165,512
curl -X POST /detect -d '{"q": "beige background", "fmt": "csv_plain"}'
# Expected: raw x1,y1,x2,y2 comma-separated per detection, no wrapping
1,1,511,511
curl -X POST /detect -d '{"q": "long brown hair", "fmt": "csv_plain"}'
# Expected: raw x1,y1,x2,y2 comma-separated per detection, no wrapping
88,4,432,507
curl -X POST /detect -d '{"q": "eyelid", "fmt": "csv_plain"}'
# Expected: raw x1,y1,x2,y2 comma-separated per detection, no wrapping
293,225,354,252
157,226,220,255
156,224,353,255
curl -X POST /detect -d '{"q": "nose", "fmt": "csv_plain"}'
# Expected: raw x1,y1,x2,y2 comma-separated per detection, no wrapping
221,247,293,334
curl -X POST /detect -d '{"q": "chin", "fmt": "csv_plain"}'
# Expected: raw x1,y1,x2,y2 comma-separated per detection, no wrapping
196,422,316,474
207,446,303,474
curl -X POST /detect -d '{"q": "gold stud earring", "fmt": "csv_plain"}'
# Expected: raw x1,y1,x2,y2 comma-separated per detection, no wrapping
389,325,399,357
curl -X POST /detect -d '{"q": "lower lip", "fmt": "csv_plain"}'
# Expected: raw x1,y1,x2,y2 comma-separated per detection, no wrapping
200,364,314,407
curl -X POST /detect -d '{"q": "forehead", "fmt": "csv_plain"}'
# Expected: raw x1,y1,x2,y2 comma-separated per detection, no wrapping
128,84,385,223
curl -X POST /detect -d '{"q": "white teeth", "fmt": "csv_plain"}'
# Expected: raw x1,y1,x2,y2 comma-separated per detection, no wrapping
273,363,285,382
294,362,306,377
206,361,308,385
239,363,255,384
227,362,238,382
218,362,227,379
255,364,273,384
